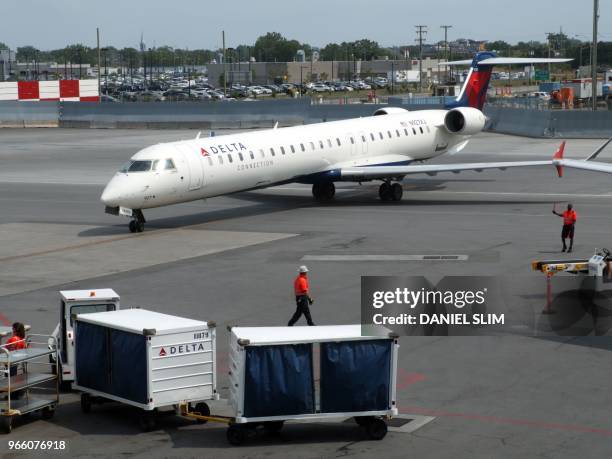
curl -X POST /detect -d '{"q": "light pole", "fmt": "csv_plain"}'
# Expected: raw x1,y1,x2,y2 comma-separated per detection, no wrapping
591,0,599,111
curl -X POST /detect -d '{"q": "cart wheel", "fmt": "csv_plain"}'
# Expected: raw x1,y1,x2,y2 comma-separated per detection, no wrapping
193,402,210,424
0,417,12,434
365,417,387,440
80,393,92,413
41,406,56,420
263,421,284,434
226,425,247,446
355,416,372,426
138,412,158,432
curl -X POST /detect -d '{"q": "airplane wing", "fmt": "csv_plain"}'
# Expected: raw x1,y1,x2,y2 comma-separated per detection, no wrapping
340,160,552,181
442,57,572,66
552,139,612,176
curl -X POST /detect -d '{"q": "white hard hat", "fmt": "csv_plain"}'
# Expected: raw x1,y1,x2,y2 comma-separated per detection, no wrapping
298,265,309,273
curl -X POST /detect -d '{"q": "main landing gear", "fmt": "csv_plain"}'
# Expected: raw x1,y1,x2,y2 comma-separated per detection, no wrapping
312,182,336,202
128,209,146,233
379,181,403,202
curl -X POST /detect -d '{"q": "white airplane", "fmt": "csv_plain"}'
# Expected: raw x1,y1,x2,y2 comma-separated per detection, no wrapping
101,52,570,232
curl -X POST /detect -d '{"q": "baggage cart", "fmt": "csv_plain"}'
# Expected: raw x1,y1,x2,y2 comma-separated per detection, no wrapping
72,308,217,431
0,334,59,433
184,325,399,445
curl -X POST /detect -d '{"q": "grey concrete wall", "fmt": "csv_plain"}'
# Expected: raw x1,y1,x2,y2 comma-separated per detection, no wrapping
484,106,612,138
0,101,59,127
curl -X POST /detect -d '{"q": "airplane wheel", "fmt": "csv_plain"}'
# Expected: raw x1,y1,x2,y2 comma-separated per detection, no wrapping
136,221,145,233
129,220,137,233
379,182,392,202
391,183,403,201
313,182,335,202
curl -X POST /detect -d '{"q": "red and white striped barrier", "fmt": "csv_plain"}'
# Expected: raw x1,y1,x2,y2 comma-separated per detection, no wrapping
0,80,99,102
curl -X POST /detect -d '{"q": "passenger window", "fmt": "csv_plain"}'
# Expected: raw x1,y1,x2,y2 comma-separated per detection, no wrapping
412,128,417,135
300,143,305,152
426,126,431,133
218,156,224,165
310,142,315,150
228,154,233,163
404,128,409,136
327,139,332,148
238,153,244,161
319,140,324,149
207,157,213,166
361,135,366,142
281,146,286,155
350,137,355,144
336,138,341,146
379,132,384,140
164,159,176,170
419,127,424,134
259,149,265,158
249,151,255,159
290,145,296,153
396,130,400,137
370,133,375,141
387,131,392,138
270,147,275,156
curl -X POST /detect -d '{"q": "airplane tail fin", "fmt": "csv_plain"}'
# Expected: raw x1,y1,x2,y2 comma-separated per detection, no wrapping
553,141,566,177
444,53,572,111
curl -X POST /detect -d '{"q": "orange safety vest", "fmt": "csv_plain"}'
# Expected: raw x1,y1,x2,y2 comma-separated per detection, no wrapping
6,336,26,351
294,274,309,296
563,210,577,225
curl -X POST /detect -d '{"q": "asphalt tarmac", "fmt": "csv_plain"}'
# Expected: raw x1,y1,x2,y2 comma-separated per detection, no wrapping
1,128,612,458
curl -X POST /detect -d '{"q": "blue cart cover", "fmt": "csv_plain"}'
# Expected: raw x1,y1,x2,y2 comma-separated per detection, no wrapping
244,344,314,417
109,329,148,404
75,322,109,392
76,322,148,404
320,340,391,413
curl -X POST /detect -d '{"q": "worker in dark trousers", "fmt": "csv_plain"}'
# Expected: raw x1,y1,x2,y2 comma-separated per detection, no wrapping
288,265,315,326
553,203,577,252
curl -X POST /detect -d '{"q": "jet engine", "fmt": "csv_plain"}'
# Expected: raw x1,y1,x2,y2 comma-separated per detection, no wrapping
443,107,486,136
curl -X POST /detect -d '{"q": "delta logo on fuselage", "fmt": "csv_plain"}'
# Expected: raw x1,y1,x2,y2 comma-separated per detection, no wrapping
201,142,248,156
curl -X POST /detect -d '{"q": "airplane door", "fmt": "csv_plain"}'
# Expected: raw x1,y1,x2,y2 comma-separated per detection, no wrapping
177,144,204,191
346,133,356,157
359,131,368,156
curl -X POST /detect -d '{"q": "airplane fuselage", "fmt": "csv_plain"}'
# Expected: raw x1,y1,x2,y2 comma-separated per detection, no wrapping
101,109,468,211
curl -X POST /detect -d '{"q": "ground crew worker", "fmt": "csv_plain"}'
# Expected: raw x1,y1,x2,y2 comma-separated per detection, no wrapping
553,203,577,253
5,322,26,379
288,265,315,326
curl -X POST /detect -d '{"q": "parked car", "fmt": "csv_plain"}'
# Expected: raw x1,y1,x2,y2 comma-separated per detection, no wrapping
311,83,332,92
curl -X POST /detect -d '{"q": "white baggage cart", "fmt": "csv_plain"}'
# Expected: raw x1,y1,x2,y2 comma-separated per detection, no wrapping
184,325,399,445
72,309,217,430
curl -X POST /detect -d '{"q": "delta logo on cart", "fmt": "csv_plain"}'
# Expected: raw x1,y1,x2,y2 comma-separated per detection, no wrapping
158,343,206,357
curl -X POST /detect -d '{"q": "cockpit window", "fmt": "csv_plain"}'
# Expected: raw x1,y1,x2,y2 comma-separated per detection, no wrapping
119,160,153,173
164,159,176,170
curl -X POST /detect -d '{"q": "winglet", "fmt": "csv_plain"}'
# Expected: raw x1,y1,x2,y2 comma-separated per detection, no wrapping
553,141,566,177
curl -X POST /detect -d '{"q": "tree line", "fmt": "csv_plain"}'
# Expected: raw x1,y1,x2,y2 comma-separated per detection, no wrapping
1,31,611,70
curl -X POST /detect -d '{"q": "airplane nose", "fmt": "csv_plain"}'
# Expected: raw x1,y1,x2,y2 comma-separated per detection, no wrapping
101,183,122,207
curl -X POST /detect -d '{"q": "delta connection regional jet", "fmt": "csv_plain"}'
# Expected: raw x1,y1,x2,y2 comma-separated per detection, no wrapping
101,52,570,232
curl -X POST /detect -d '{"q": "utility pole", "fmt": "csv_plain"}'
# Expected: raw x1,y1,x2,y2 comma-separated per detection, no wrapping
441,25,452,83
222,30,227,97
97,28,101,102
415,25,427,93
592,0,599,111
546,32,554,79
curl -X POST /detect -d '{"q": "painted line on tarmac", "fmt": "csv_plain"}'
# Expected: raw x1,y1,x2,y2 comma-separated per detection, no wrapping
302,254,469,261
401,406,612,437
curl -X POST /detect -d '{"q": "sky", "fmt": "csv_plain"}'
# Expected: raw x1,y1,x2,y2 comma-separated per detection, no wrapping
2,0,609,51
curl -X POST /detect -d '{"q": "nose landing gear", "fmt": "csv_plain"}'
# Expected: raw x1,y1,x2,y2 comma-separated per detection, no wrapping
128,210,146,233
